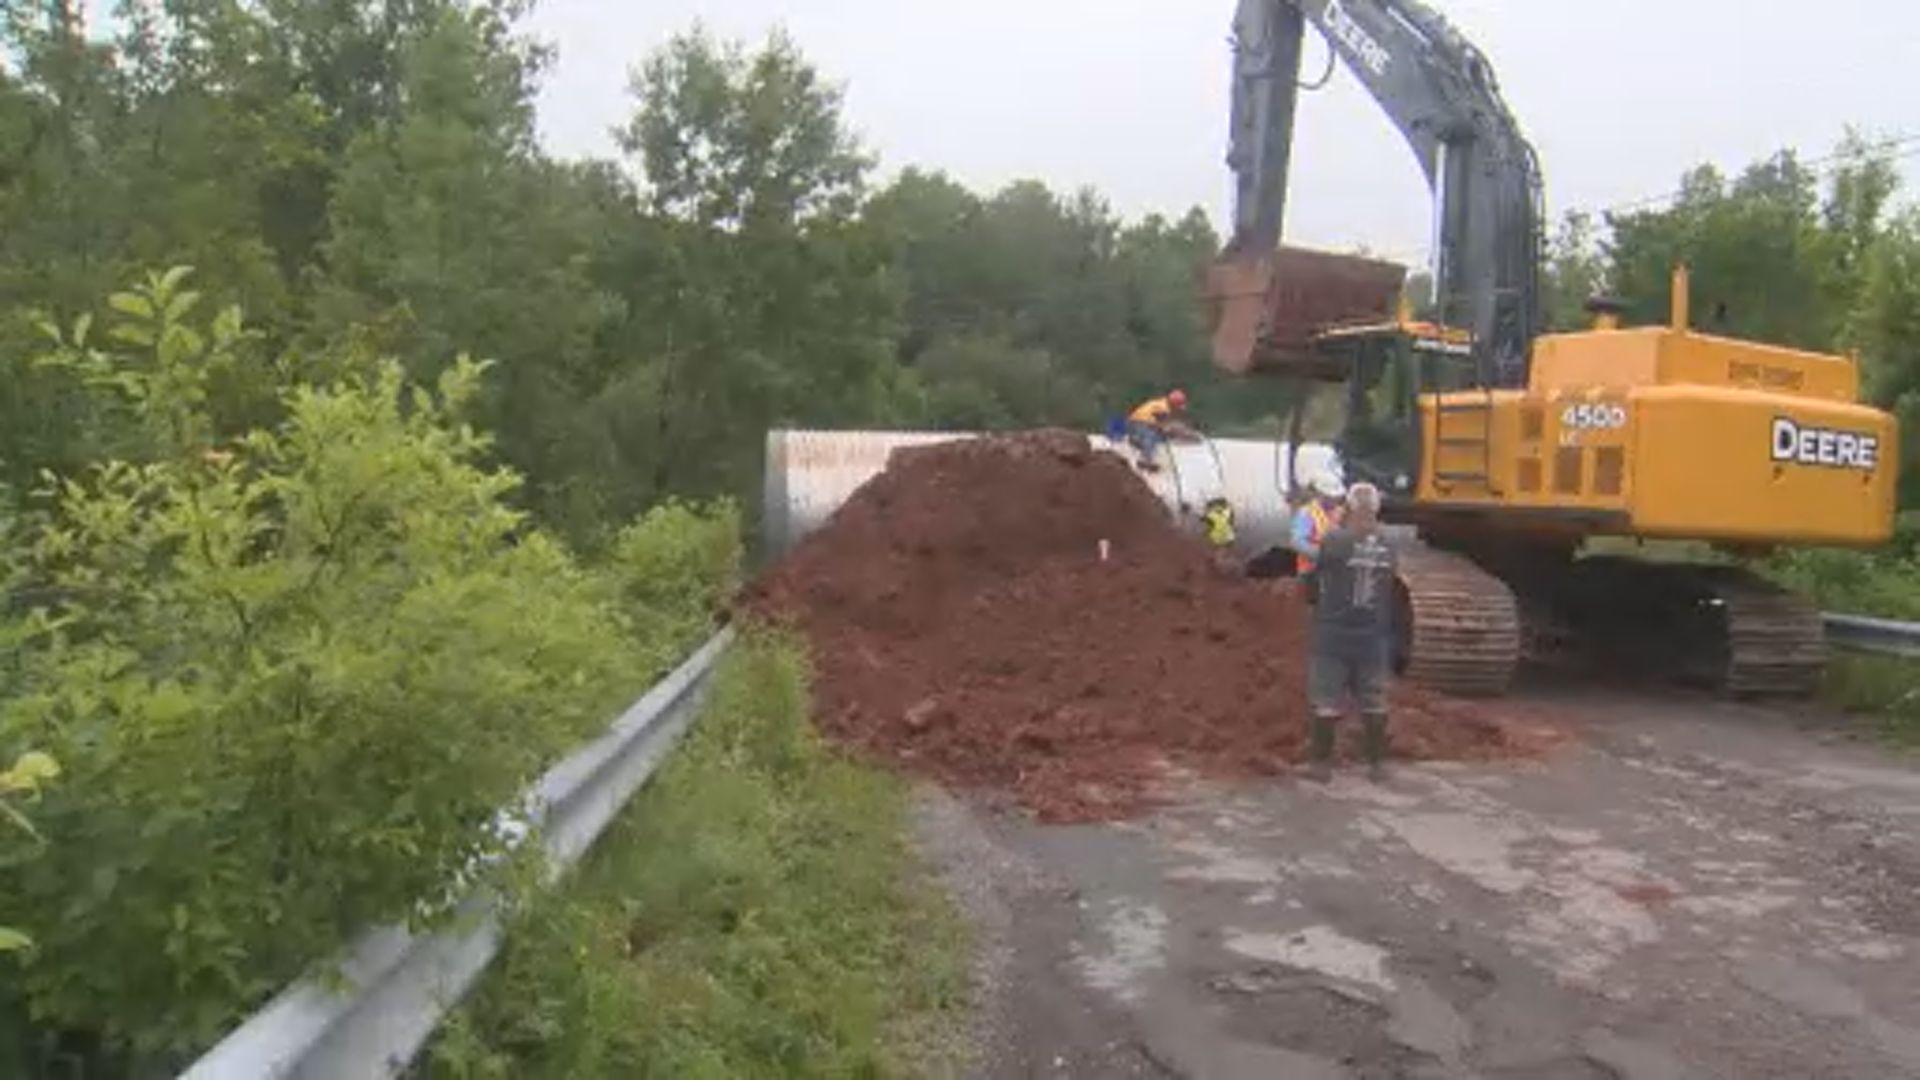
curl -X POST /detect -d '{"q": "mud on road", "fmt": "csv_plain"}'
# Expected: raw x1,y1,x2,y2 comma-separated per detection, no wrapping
914,689,1920,1079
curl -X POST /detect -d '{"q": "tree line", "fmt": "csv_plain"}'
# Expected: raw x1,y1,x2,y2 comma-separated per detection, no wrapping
0,1,1281,551
4,3,1915,543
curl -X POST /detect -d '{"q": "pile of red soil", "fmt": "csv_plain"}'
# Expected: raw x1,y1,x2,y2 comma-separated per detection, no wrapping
745,430,1556,822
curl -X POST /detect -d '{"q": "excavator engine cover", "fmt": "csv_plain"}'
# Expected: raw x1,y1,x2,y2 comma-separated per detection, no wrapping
1207,245,1407,378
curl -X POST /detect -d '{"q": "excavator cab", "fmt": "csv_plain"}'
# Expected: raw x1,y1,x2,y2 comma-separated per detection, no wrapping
1204,241,1463,507
1305,316,1475,504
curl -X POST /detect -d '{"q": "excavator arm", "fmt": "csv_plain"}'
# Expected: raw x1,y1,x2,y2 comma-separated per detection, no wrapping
1219,0,1544,386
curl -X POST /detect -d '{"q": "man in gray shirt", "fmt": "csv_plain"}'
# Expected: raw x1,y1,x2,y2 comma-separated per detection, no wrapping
1304,481,1396,782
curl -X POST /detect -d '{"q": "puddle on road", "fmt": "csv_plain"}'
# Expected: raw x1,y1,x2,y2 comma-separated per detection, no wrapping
1546,826,1602,846
1073,899,1168,1004
1215,926,1471,1070
1224,924,1396,995
1791,761,1920,797
1162,826,1360,890
1674,890,1796,919
1511,847,1664,985
1836,939,1904,961
1366,811,1535,895
1165,837,1283,885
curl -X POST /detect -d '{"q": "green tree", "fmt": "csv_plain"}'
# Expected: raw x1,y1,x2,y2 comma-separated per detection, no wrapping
866,166,1269,434
1823,133,1904,301
0,750,57,954
913,334,1073,429
1543,210,1607,331
0,0,517,505
1847,210,1920,503
1602,139,1908,352
311,3,615,533
625,27,868,230
1606,154,1836,345
583,27,899,519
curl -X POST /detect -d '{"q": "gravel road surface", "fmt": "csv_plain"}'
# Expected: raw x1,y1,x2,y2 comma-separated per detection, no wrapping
913,688,1920,1079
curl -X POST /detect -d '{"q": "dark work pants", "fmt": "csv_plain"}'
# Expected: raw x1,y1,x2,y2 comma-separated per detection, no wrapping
1308,638,1389,765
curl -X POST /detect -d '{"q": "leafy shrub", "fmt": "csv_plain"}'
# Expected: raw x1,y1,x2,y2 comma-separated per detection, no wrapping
0,751,58,954
604,498,742,668
0,271,736,1071
424,634,968,1079
1767,547,1920,621
1765,513,1920,612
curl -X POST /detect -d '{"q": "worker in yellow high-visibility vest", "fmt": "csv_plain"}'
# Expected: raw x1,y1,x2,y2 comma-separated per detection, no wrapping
1202,496,1237,549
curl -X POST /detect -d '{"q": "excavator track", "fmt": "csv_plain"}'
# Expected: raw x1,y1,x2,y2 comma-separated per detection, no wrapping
1697,567,1829,697
1550,558,1826,698
1394,546,1521,697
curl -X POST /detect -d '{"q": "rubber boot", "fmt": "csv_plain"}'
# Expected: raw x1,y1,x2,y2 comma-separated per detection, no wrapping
1303,713,1337,783
1362,712,1389,782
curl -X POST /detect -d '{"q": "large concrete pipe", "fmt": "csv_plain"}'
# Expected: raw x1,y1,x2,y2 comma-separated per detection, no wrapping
761,429,1341,559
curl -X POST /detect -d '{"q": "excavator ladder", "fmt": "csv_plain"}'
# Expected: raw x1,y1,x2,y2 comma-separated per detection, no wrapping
1431,387,1498,495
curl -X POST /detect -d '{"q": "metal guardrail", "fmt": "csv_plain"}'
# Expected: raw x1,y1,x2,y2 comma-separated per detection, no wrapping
1823,613,1920,658
181,629,735,1080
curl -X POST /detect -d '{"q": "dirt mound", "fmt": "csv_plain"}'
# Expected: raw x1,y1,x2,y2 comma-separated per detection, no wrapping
745,430,1556,821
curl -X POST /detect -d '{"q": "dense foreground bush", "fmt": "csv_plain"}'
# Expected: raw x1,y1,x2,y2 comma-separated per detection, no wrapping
424,634,968,1079
0,272,737,1074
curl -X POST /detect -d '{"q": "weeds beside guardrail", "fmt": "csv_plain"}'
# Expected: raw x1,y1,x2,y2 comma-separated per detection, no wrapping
182,631,733,1079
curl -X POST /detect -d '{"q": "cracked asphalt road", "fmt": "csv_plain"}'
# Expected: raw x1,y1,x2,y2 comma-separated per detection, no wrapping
914,688,1920,1079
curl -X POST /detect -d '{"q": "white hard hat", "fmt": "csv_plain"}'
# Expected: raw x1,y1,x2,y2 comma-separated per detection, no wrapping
1311,473,1346,498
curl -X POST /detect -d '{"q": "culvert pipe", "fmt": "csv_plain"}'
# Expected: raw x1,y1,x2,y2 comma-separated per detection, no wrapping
761,429,1340,560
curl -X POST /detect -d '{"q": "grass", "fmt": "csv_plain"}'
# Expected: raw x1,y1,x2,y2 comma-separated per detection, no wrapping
420,633,970,1079
1818,654,1920,746
1764,538,1920,744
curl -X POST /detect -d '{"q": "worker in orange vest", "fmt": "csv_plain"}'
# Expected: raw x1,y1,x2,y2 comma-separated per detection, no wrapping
1125,389,1193,471
1292,474,1346,599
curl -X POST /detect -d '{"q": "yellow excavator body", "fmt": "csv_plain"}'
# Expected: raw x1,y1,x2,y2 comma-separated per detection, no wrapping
1415,307,1898,551
1244,266,1899,699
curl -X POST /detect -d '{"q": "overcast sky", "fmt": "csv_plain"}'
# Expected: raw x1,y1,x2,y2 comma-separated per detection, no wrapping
528,1,1918,264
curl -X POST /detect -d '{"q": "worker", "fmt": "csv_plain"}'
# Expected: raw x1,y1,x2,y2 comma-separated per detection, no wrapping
1126,389,1192,471
1303,481,1397,784
1199,496,1239,573
1290,473,1346,594
1202,496,1237,549
1205,495,1236,545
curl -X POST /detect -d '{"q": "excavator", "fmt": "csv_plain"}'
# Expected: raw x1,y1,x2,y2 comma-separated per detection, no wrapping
1208,0,1898,696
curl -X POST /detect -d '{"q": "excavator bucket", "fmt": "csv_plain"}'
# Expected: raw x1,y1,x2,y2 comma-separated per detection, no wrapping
1205,255,1275,375
1206,245,1408,377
